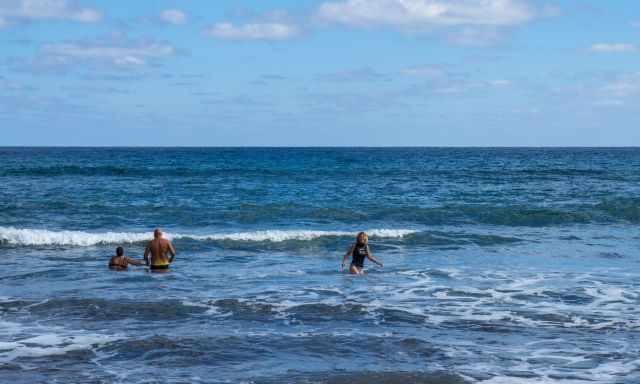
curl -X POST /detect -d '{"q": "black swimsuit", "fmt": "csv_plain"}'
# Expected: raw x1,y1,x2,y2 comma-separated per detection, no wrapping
150,264,170,270
351,244,368,268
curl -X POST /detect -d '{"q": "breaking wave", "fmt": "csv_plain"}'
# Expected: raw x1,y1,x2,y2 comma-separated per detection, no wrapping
0,226,417,247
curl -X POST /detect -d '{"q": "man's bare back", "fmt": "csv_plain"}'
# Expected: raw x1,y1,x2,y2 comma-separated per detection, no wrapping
144,229,176,271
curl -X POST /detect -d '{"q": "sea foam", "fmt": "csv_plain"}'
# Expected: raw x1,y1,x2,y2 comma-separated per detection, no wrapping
0,226,417,247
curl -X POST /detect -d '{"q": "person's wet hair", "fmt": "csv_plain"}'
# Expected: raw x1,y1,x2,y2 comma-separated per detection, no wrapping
356,232,368,245
116,247,124,256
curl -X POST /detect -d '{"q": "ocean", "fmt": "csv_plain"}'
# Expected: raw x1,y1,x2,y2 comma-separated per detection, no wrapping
0,147,638,383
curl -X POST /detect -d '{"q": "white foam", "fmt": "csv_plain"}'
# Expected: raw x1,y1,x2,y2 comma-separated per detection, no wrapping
0,227,150,247
0,320,121,363
0,320,24,336
480,377,586,384
188,228,417,242
0,226,418,247
0,331,120,362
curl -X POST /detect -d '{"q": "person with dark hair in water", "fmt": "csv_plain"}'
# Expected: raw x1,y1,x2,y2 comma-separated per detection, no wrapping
108,246,145,270
341,232,383,275
144,228,177,272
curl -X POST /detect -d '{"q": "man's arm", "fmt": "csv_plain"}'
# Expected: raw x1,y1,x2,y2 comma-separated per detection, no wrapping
143,243,150,266
365,245,383,267
168,241,176,263
341,245,354,270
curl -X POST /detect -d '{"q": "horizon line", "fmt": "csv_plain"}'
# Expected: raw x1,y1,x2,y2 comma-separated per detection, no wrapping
1,145,640,149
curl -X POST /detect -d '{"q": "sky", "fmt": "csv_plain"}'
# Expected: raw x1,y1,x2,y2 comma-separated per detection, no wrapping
1,0,640,146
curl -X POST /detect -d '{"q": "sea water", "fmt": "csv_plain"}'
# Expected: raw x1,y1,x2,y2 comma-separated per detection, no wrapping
0,148,638,383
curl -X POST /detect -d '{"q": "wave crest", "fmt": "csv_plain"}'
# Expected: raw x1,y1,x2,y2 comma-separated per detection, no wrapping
0,227,417,247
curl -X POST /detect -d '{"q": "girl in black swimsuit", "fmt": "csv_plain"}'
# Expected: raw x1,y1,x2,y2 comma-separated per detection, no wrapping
341,232,383,275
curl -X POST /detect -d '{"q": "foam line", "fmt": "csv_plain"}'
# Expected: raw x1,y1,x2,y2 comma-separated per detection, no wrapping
0,226,417,247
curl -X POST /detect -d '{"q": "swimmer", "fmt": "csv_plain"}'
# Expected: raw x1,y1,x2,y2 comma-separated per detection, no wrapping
108,246,145,270
341,232,383,275
144,228,177,272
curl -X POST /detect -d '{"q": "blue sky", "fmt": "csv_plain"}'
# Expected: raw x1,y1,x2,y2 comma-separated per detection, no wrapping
1,0,639,146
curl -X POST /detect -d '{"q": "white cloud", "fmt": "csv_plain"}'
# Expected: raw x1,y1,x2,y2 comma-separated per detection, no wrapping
487,79,511,86
447,26,500,46
160,9,186,25
23,40,177,70
315,0,534,28
318,67,388,82
401,65,446,78
593,99,624,107
600,72,640,98
0,0,101,26
399,64,512,96
589,43,637,53
540,4,561,18
430,78,511,93
561,72,640,108
204,22,299,41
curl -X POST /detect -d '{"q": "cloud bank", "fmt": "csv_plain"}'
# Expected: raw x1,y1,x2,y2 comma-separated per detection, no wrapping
590,43,637,53
0,0,101,27
160,9,187,25
11,39,177,73
42,41,175,67
315,0,534,28
204,22,299,41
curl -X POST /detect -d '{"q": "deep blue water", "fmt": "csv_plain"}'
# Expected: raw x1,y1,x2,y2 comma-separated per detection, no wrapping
0,148,639,383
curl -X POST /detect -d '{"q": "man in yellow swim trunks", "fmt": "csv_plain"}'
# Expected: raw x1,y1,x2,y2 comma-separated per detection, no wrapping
144,228,177,272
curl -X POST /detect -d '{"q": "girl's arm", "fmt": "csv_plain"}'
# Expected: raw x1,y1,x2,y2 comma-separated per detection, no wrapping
143,243,151,265
126,257,146,266
365,245,383,267
341,245,354,270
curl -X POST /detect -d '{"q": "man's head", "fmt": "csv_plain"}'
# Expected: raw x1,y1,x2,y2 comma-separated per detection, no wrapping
116,247,124,256
154,228,162,239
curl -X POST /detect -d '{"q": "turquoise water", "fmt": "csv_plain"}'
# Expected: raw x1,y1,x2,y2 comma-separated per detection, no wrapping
0,148,639,383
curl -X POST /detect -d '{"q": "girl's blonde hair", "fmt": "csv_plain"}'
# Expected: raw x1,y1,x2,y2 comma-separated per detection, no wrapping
356,232,368,243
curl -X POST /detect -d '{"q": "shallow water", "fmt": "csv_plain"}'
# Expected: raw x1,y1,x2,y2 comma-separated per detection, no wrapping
1,148,639,383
